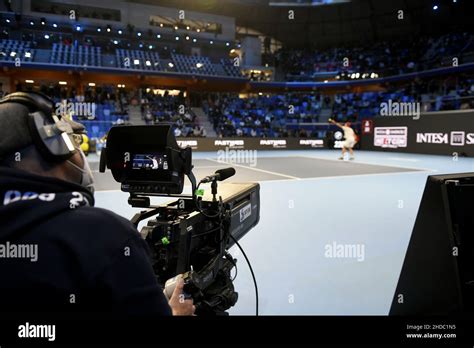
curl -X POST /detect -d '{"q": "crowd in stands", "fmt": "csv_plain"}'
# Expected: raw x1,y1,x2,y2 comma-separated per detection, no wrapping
4,70,473,141
140,90,205,137
331,75,474,122
205,75,474,138
274,32,474,81
2,74,473,141
10,83,128,139
204,93,325,138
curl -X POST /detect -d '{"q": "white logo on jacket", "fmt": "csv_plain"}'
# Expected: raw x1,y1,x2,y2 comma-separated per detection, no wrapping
3,191,56,206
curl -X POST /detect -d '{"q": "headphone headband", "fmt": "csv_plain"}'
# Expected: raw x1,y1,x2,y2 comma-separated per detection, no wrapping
0,92,77,162
0,91,55,115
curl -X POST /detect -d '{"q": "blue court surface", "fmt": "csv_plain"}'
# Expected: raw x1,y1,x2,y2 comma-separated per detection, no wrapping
91,150,474,315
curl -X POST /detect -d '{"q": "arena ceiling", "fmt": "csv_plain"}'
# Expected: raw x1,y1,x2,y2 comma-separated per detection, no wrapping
130,0,473,48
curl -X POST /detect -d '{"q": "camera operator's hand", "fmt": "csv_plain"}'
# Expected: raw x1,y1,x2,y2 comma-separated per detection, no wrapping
168,278,196,316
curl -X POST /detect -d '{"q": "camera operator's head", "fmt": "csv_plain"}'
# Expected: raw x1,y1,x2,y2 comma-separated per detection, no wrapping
0,91,95,194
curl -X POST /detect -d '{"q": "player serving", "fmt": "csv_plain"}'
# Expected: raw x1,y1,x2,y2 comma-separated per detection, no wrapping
329,118,357,160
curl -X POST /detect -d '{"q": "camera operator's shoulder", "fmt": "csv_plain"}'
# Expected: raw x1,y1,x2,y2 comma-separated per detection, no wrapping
43,206,151,286
61,206,140,240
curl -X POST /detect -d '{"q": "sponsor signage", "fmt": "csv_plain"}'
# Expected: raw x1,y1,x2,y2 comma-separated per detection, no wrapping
361,111,474,156
374,126,408,148
416,131,474,146
299,139,324,148
451,131,466,146
177,140,198,149
174,138,327,151
259,139,287,149
214,139,245,148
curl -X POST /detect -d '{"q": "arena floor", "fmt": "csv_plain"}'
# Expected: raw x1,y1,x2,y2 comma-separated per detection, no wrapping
91,150,474,315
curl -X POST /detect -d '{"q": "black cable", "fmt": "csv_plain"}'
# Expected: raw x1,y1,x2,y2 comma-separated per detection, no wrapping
229,234,258,316
230,258,238,281
193,181,220,218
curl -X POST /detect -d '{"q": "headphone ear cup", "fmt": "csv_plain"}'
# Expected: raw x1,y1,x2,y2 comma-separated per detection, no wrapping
0,91,77,162
28,111,76,162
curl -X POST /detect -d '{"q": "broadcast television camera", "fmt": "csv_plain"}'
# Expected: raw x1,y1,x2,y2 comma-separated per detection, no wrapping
99,124,260,315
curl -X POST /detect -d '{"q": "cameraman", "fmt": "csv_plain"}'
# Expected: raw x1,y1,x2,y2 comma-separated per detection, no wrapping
0,92,194,317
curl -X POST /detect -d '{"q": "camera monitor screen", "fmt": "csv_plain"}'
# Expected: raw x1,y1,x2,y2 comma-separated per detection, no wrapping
132,153,168,170
132,153,169,171
127,152,170,181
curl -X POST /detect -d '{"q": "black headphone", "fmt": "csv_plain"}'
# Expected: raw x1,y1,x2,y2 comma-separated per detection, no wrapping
0,91,78,162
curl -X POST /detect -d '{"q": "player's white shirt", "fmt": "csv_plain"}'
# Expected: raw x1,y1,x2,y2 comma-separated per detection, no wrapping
341,126,356,140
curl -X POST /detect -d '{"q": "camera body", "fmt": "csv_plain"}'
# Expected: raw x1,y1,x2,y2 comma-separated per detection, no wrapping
100,124,260,315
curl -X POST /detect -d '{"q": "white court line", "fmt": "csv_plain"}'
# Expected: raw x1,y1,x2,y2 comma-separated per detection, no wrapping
205,158,301,180
293,154,436,172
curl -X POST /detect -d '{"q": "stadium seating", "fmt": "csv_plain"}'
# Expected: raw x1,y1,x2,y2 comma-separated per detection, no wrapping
274,32,474,81
205,94,323,138
1,22,472,82
115,49,161,71
0,40,34,62
2,26,473,141
172,54,217,75
221,58,243,77
50,43,101,66
205,75,474,137
70,100,128,139
141,91,199,137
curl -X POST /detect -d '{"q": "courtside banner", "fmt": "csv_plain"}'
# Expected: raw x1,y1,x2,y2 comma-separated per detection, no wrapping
361,110,474,156
176,138,326,151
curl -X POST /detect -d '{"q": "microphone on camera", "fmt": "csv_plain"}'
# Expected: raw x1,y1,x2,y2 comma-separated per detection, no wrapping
200,167,236,183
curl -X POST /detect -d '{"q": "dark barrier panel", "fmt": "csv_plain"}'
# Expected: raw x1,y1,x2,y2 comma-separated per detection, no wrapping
175,137,327,151
390,173,474,315
361,110,474,157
